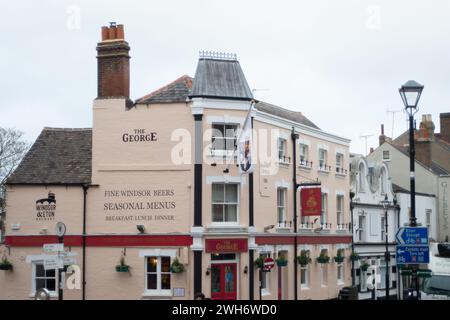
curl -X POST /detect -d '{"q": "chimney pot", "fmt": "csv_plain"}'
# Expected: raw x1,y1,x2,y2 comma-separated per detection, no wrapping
101,26,109,41
381,124,384,135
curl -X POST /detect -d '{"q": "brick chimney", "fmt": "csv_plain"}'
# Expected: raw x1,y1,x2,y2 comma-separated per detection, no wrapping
415,114,435,168
440,112,450,143
417,114,435,142
379,124,392,146
96,23,130,101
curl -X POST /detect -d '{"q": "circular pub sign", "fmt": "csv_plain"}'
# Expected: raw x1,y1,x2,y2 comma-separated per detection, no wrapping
263,257,275,271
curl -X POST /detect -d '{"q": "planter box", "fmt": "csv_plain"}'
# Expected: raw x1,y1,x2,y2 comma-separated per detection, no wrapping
0,264,13,271
115,265,129,272
276,260,288,267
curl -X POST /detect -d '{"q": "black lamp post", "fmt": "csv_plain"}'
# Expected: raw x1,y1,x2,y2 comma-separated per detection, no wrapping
380,194,390,300
350,191,356,287
398,80,424,300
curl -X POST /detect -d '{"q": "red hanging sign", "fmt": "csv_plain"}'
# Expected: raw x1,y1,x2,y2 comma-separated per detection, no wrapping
300,187,322,216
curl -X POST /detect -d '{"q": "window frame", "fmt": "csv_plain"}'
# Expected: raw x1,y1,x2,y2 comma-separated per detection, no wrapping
211,183,240,225
277,138,289,163
321,193,328,224
31,261,58,297
277,187,287,224
336,153,344,172
299,144,309,165
211,123,239,154
337,263,345,284
382,150,390,161
319,148,328,170
259,252,271,295
144,256,173,296
336,195,344,227
300,263,310,288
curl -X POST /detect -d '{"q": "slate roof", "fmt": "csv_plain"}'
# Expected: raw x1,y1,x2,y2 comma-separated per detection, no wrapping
189,58,253,100
136,75,193,104
7,128,92,185
255,101,320,130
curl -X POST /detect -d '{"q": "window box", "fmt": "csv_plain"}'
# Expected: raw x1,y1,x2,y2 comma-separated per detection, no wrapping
170,257,185,274
360,261,370,272
116,265,130,273
116,256,130,273
350,252,360,262
276,253,288,267
297,251,312,266
334,249,345,263
0,257,13,271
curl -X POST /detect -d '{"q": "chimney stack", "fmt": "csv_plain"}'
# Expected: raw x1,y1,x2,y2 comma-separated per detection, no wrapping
440,113,450,143
96,22,130,102
415,114,435,168
417,114,435,142
379,124,391,146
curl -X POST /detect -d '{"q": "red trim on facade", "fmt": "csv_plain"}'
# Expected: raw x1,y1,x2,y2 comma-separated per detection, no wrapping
255,235,352,245
205,238,248,253
4,235,83,247
4,235,193,247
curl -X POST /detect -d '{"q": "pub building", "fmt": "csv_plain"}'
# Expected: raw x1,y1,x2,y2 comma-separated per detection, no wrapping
0,23,352,300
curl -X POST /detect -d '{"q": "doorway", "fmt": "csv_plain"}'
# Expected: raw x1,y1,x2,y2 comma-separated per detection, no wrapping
211,263,237,300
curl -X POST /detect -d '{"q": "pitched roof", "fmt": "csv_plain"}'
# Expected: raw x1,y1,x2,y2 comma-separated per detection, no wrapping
135,75,193,104
7,128,92,185
255,101,320,130
189,58,253,100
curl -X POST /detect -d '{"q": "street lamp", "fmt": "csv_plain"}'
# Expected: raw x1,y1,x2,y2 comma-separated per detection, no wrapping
398,80,424,227
380,194,390,300
399,80,424,300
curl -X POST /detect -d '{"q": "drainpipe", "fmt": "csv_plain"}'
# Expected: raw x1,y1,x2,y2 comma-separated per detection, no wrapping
291,127,299,300
82,184,89,300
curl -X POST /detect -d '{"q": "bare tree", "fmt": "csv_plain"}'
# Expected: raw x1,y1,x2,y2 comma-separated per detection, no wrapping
0,127,29,241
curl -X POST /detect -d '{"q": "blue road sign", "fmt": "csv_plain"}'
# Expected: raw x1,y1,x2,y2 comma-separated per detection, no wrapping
396,245,430,265
396,227,428,245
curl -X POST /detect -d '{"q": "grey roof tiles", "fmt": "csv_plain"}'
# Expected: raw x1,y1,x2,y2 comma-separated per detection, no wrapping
7,128,92,185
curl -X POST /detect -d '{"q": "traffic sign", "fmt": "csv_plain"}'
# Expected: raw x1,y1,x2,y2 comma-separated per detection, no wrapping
44,256,63,270
43,243,64,253
263,257,275,270
396,245,430,264
396,227,428,245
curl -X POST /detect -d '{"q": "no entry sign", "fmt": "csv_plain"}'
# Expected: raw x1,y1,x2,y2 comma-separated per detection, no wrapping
263,257,275,270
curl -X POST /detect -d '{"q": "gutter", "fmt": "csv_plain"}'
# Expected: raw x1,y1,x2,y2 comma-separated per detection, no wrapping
82,184,89,300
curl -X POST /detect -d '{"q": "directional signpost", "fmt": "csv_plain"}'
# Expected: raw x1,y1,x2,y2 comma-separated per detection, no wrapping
396,227,429,265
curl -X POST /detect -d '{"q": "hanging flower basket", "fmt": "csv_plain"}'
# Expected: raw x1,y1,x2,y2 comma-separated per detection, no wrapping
0,257,13,271
334,249,345,263
170,257,185,273
350,252,360,262
297,254,312,266
316,254,330,264
115,256,130,272
360,261,370,272
276,256,288,267
254,257,264,269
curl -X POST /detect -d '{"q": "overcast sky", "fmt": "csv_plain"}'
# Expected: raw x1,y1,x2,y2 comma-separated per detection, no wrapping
1,0,449,155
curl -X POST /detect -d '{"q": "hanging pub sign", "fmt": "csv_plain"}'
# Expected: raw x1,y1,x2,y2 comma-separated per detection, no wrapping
300,187,322,216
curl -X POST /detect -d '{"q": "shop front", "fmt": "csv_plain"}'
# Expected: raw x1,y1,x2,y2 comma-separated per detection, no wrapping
205,238,248,300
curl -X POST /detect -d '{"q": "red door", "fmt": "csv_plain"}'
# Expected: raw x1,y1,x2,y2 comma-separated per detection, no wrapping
211,263,237,300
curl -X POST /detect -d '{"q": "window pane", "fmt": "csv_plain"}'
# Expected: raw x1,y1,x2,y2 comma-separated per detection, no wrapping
36,264,45,277
147,274,157,290
212,124,224,136
147,257,157,273
161,257,171,273
212,184,224,203
46,269,56,278
36,279,46,291
211,266,221,293
225,204,237,222
212,137,225,150
161,274,171,290
225,266,234,292
212,204,224,222
46,279,56,291
225,125,236,138
225,184,238,203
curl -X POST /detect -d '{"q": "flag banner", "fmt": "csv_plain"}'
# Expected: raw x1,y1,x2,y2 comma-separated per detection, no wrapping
300,187,322,216
238,103,254,174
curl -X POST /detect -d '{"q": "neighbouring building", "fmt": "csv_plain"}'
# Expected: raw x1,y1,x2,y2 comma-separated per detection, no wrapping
349,155,399,299
368,115,450,243
0,23,352,300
